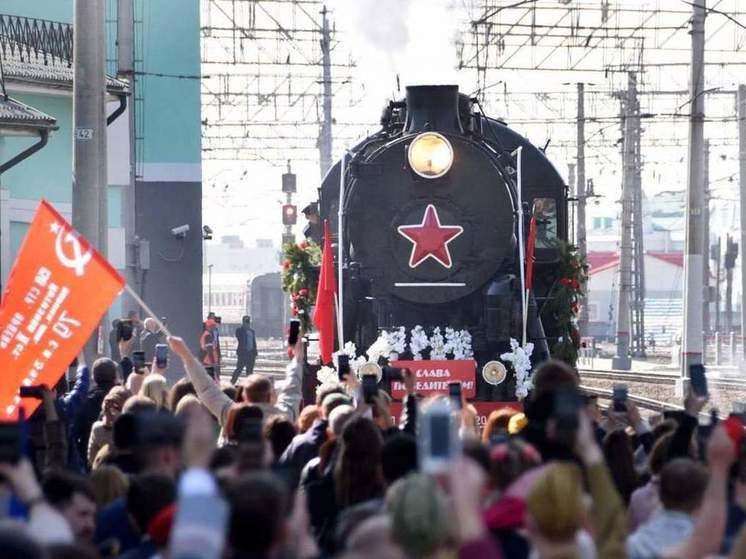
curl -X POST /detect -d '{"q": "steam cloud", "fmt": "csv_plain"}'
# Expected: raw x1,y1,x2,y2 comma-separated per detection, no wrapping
331,0,462,111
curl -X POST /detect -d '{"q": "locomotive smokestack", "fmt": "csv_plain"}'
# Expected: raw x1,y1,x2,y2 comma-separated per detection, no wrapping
404,85,463,134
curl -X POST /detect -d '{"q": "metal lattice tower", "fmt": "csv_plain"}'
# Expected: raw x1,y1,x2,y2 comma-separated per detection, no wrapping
201,0,360,171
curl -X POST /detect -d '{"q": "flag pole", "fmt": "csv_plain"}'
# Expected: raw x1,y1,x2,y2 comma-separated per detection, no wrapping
337,151,347,345
124,283,172,337
512,146,527,346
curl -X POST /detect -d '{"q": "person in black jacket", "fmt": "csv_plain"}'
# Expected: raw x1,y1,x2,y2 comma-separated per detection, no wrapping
72,358,118,468
231,316,258,384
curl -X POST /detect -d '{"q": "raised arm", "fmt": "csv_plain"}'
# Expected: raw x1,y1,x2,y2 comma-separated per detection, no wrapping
576,412,627,559
663,425,734,559
169,336,232,425
275,338,305,423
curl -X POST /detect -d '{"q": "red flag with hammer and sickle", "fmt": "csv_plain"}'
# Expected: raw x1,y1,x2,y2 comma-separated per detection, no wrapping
0,200,124,418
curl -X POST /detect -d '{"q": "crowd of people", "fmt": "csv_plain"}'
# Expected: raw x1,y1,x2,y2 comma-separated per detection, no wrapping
2,319,746,559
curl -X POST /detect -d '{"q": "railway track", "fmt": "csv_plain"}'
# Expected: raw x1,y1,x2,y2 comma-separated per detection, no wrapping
579,368,746,391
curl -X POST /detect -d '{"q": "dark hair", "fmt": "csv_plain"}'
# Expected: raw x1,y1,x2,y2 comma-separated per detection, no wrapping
46,544,99,559
530,359,579,402
648,432,674,476
42,471,95,508
651,418,678,443
92,358,118,386
0,528,43,559
222,383,238,402
488,439,541,491
602,430,639,505
228,473,290,556
224,403,264,442
264,416,297,460
659,458,708,513
381,433,418,485
242,374,272,404
334,417,385,508
462,437,491,474
167,378,196,412
127,473,176,533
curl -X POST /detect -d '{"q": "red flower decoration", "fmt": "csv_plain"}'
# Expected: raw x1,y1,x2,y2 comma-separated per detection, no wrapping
282,260,291,271
559,277,572,287
298,288,309,297
298,241,308,250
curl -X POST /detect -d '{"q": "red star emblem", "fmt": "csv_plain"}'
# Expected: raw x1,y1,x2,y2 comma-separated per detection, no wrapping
397,204,464,269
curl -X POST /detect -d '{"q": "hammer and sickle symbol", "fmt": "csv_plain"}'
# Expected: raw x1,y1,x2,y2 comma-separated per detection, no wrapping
55,230,92,277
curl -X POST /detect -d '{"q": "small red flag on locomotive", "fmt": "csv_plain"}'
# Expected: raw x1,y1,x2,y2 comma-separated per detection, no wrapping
525,215,538,291
313,220,337,365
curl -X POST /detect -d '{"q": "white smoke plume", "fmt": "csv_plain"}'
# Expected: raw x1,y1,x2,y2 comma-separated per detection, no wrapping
330,0,463,113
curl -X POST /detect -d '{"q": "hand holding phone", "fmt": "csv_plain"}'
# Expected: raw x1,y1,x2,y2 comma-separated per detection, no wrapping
18,386,45,400
448,382,463,410
362,375,378,404
155,344,168,369
419,398,460,475
689,364,708,397
287,319,301,346
612,384,628,412
337,354,350,381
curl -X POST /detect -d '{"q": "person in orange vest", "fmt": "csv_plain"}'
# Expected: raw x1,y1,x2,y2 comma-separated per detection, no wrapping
200,318,220,371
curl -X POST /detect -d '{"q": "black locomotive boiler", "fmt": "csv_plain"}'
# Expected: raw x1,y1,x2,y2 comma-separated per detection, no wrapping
310,85,568,399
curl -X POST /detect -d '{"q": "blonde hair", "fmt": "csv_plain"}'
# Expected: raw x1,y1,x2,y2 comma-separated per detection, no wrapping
139,373,169,408
175,393,203,417
89,464,129,509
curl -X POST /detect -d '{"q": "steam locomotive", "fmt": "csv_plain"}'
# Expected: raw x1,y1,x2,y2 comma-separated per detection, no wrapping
309,85,568,399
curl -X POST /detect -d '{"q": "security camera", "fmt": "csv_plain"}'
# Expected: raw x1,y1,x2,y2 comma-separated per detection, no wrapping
202,225,213,240
171,224,190,238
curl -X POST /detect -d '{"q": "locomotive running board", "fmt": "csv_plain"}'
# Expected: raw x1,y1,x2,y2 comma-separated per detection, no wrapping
394,282,466,287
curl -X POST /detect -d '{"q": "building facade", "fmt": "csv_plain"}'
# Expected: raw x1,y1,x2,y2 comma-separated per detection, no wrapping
0,1,202,374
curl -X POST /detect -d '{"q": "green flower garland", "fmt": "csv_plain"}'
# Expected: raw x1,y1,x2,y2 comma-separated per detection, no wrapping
541,241,588,368
281,240,321,331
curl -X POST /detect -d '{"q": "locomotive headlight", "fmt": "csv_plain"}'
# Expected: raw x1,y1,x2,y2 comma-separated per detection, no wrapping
407,132,453,179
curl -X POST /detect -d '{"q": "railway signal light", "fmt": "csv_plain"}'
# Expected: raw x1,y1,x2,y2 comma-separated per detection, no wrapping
282,172,297,193
282,204,297,225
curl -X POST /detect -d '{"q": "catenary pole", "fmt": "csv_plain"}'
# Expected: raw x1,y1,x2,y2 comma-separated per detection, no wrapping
576,82,589,336
738,84,746,356
73,0,107,360
704,139,711,336
681,0,706,378
612,73,636,371
319,5,333,179
117,0,138,315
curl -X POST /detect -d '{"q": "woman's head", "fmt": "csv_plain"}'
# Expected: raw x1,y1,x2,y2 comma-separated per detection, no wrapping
88,464,129,509
167,378,196,412
224,403,264,442
385,473,450,558
297,405,321,433
103,386,131,424
334,416,384,508
488,438,541,492
526,462,585,544
139,374,168,408
602,429,639,504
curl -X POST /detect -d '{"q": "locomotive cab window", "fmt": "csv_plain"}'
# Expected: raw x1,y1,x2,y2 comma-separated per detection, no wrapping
532,198,558,248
